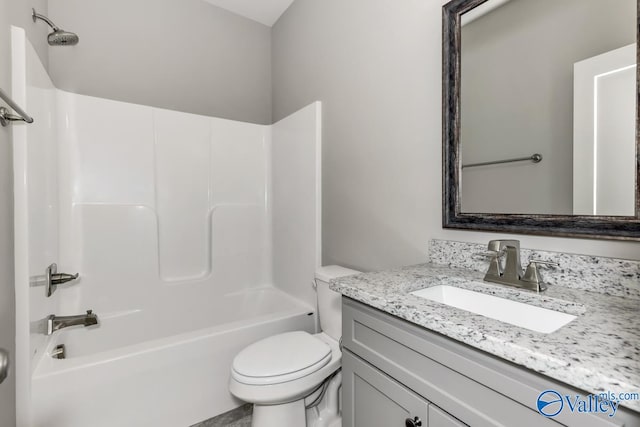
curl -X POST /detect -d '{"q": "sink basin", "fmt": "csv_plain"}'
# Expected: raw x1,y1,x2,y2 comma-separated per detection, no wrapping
410,285,576,334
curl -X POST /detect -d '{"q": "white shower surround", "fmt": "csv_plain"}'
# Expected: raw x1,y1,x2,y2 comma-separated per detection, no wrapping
11,26,322,426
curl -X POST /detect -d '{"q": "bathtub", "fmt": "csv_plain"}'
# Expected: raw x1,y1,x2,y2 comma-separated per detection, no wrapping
31,287,315,427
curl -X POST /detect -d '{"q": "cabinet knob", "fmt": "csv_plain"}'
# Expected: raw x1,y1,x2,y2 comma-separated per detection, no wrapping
405,416,422,427
0,348,9,384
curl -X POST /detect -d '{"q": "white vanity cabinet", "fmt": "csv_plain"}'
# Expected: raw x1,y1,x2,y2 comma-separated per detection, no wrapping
341,298,640,427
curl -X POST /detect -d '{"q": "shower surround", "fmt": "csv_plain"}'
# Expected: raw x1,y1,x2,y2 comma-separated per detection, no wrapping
11,27,321,427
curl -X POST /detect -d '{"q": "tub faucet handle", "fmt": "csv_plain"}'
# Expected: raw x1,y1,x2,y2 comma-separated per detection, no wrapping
44,263,80,297
51,271,79,286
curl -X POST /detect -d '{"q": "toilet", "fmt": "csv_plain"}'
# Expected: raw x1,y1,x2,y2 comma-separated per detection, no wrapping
229,265,360,427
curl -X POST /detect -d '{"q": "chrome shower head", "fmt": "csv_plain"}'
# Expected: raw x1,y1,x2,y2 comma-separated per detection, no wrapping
47,30,79,46
32,8,79,46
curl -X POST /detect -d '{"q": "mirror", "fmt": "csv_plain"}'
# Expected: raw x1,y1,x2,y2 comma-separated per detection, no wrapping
443,0,640,240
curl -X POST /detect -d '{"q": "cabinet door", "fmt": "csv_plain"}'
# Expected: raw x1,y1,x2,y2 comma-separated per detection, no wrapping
429,405,467,427
343,350,428,427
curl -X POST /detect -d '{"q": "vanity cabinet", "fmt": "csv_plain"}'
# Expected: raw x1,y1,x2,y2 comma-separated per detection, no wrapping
341,298,639,427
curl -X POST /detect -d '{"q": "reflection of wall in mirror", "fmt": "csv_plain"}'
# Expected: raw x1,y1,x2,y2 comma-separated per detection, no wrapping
460,0,635,215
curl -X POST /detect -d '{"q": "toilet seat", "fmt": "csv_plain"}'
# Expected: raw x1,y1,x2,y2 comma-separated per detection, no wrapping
231,331,332,386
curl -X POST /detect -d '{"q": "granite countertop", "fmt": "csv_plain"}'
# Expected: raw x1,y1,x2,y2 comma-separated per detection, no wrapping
330,262,640,412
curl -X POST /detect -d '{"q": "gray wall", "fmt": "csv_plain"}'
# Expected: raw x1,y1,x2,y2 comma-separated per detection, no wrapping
9,1,50,68
272,0,640,271
0,1,49,425
460,0,635,215
48,0,272,124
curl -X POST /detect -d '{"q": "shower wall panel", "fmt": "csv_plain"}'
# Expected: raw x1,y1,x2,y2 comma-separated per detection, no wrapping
11,26,60,426
154,109,212,281
57,93,272,315
272,102,322,309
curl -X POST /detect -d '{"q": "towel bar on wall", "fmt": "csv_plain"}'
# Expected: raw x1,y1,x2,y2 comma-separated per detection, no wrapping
0,87,33,126
462,153,542,169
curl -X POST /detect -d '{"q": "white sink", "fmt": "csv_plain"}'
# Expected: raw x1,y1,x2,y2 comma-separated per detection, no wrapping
410,285,576,334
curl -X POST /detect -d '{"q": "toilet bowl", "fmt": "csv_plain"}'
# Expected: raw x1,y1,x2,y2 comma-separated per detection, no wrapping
229,265,360,427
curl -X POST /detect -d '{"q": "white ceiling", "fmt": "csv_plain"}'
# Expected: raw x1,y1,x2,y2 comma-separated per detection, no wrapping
203,0,295,27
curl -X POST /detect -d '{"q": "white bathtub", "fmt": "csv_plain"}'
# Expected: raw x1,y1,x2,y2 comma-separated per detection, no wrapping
31,287,315,427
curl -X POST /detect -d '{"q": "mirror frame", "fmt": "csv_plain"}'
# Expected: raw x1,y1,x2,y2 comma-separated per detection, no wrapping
443,0,640,241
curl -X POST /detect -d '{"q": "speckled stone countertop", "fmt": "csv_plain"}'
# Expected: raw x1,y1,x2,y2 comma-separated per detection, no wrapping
330,241,640,412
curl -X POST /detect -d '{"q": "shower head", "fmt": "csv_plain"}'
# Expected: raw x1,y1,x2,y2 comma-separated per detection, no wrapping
32,8,79,46
47,30,79,46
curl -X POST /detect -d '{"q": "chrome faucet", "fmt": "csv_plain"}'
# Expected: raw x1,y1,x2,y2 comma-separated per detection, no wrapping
45,310,98,335
483,240,558,292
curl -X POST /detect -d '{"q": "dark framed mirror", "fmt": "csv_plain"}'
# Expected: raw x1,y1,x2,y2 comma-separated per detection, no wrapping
443,0,640,240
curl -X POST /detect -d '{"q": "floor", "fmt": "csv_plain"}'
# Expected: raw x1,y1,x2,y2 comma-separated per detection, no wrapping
191,404,252,427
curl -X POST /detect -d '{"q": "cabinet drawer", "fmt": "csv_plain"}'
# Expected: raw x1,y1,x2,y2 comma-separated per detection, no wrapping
342,298,628,427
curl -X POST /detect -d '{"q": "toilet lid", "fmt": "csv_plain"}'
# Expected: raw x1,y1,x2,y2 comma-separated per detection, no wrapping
232,331,332,385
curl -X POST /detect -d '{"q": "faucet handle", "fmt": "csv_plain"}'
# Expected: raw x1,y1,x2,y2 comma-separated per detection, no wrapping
481,247,508,280
43,263,80,298
522,260,559,292
528,259,559,268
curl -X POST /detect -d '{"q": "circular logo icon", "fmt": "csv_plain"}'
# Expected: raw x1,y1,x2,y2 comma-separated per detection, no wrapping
537,390,564,417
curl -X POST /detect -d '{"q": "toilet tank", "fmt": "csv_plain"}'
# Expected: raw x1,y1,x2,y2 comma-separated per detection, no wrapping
315,265,360,341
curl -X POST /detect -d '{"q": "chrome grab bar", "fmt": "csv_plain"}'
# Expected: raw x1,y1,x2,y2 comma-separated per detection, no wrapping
462,153,542,169
0,87,34,126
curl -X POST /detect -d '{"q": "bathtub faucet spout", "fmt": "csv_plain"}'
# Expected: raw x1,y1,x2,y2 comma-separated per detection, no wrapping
46,310,98,335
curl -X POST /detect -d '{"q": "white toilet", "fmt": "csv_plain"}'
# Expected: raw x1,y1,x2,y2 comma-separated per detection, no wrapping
229,265,360,427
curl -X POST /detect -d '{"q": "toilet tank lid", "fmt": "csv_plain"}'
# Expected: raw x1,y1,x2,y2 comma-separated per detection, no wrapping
315,265,360,282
